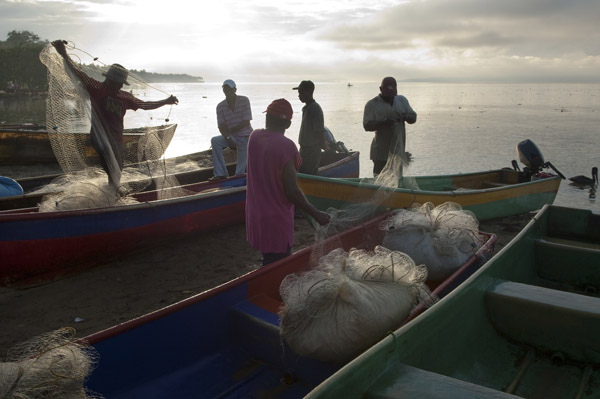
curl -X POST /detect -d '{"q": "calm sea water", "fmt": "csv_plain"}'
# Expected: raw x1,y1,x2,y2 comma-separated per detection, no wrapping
2,82,598,213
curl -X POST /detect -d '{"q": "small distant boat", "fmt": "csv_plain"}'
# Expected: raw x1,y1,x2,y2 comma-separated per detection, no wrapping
82,211,496,398
347,83,353,87
569,166,598,186
0,123,177,165
307,205,600,398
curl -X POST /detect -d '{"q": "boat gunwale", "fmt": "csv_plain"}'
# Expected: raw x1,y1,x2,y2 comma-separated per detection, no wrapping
301,169,562,196
0,184,248,221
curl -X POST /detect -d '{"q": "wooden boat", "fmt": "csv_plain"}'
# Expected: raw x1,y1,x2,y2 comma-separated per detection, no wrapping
1,150,359,210
82,211,496,398
0,123,177,165
298,167,562,221
0,151,359,287
307,205,600,399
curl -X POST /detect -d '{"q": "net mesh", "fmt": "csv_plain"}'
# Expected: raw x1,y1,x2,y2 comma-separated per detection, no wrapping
279,246,433,363
279,111,490,362
380,202,486,280
37,43,183,212
0,327,101,399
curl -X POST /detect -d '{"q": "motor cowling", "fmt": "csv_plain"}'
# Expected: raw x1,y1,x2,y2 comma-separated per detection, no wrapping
517,139,545,173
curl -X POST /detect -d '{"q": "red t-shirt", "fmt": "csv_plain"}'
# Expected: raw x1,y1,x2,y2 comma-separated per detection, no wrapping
84,78,142,143
245,129,301,253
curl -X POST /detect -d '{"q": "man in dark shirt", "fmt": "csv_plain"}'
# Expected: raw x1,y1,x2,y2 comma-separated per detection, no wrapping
363,77,417,177
51,40,178,190
293,80,326,175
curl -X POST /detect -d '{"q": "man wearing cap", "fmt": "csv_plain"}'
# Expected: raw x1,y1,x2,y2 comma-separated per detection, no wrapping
246,98,330,266
293,80,326,175
363,77,417,177
51,40,178,190
210,79,253,179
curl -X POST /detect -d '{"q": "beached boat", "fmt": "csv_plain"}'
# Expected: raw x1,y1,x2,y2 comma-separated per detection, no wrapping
0,151,359,287
299,168,561,221
81,211,496,398
0,123,177,165
307,204,600,399
1,150,359,210
300,139,564,221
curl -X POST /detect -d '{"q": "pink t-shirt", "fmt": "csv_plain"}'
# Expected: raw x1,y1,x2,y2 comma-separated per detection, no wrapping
246,129,301,253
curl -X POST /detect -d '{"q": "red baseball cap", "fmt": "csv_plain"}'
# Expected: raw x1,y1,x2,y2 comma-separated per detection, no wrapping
264,98,293,120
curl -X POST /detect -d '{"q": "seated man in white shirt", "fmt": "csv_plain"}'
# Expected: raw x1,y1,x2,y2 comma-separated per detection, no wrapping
210,79,253,179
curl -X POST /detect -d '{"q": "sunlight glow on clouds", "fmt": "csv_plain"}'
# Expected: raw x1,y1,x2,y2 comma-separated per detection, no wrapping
1,0,599,82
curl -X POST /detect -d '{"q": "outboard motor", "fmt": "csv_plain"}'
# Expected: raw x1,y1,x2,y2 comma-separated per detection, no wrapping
324,126,350,154
512,139,565,180
517,139,545,173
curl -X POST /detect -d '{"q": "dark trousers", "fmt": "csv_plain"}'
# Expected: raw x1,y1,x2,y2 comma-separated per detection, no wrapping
91,133,124,189
373,160,387,175
261,245,292,266
299,146,321,175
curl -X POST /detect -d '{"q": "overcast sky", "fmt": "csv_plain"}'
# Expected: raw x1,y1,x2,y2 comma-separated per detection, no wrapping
2,0,599,83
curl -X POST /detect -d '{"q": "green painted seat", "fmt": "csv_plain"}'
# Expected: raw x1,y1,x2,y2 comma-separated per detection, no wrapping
366,363,520,399
486,281,600,363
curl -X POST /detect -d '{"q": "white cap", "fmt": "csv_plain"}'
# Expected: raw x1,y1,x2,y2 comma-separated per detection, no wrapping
222,79,236,89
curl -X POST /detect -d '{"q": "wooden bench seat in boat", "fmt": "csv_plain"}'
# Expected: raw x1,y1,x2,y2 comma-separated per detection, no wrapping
535,238,600,293
365,363,520,399
535,237,600,292
485,281,600,363
482,181,509,188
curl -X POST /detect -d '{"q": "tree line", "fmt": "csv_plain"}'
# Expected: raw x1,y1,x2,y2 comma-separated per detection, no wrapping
0,30,203,95
0,31,48,94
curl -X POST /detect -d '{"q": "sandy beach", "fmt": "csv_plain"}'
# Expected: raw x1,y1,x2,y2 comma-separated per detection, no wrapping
0,208,531,356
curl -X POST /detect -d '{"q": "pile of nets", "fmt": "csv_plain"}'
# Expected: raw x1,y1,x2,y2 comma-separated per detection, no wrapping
279,246,432,363
380,202,485,281
36,43,183,212
0,327,101,399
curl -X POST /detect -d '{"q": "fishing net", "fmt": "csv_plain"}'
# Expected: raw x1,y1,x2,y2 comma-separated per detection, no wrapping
279,246,433,363
0,327,101,399
37,43,185,212
380,202,485,281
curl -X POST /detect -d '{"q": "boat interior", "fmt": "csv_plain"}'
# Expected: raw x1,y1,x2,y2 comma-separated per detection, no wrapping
87,216,495,398
360,206,600,399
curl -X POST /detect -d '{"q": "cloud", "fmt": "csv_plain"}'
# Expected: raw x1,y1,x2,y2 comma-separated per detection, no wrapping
1,0,599,82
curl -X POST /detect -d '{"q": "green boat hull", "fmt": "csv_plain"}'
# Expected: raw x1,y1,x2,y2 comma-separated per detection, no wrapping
298,169,562,221
307,205,600,399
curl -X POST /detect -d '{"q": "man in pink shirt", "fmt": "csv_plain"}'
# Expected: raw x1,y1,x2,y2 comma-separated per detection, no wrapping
246,99,330,265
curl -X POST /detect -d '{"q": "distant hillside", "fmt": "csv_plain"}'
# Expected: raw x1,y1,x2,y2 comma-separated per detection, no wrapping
130,69,204,83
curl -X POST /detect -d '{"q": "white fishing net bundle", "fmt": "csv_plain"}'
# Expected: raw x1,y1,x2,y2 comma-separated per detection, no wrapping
310,120,420,248
0,327,101,399
380,202,485,281
279,246,432,363
37,44,181,212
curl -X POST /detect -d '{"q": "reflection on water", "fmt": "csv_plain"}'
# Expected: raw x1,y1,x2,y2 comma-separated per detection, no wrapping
0,96,46,125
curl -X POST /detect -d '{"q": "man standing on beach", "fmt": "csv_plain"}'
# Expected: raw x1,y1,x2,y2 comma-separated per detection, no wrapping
50,40,179,191
363,77,417,177
246,98,330,266
210,79,253,179
293,80,326,175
